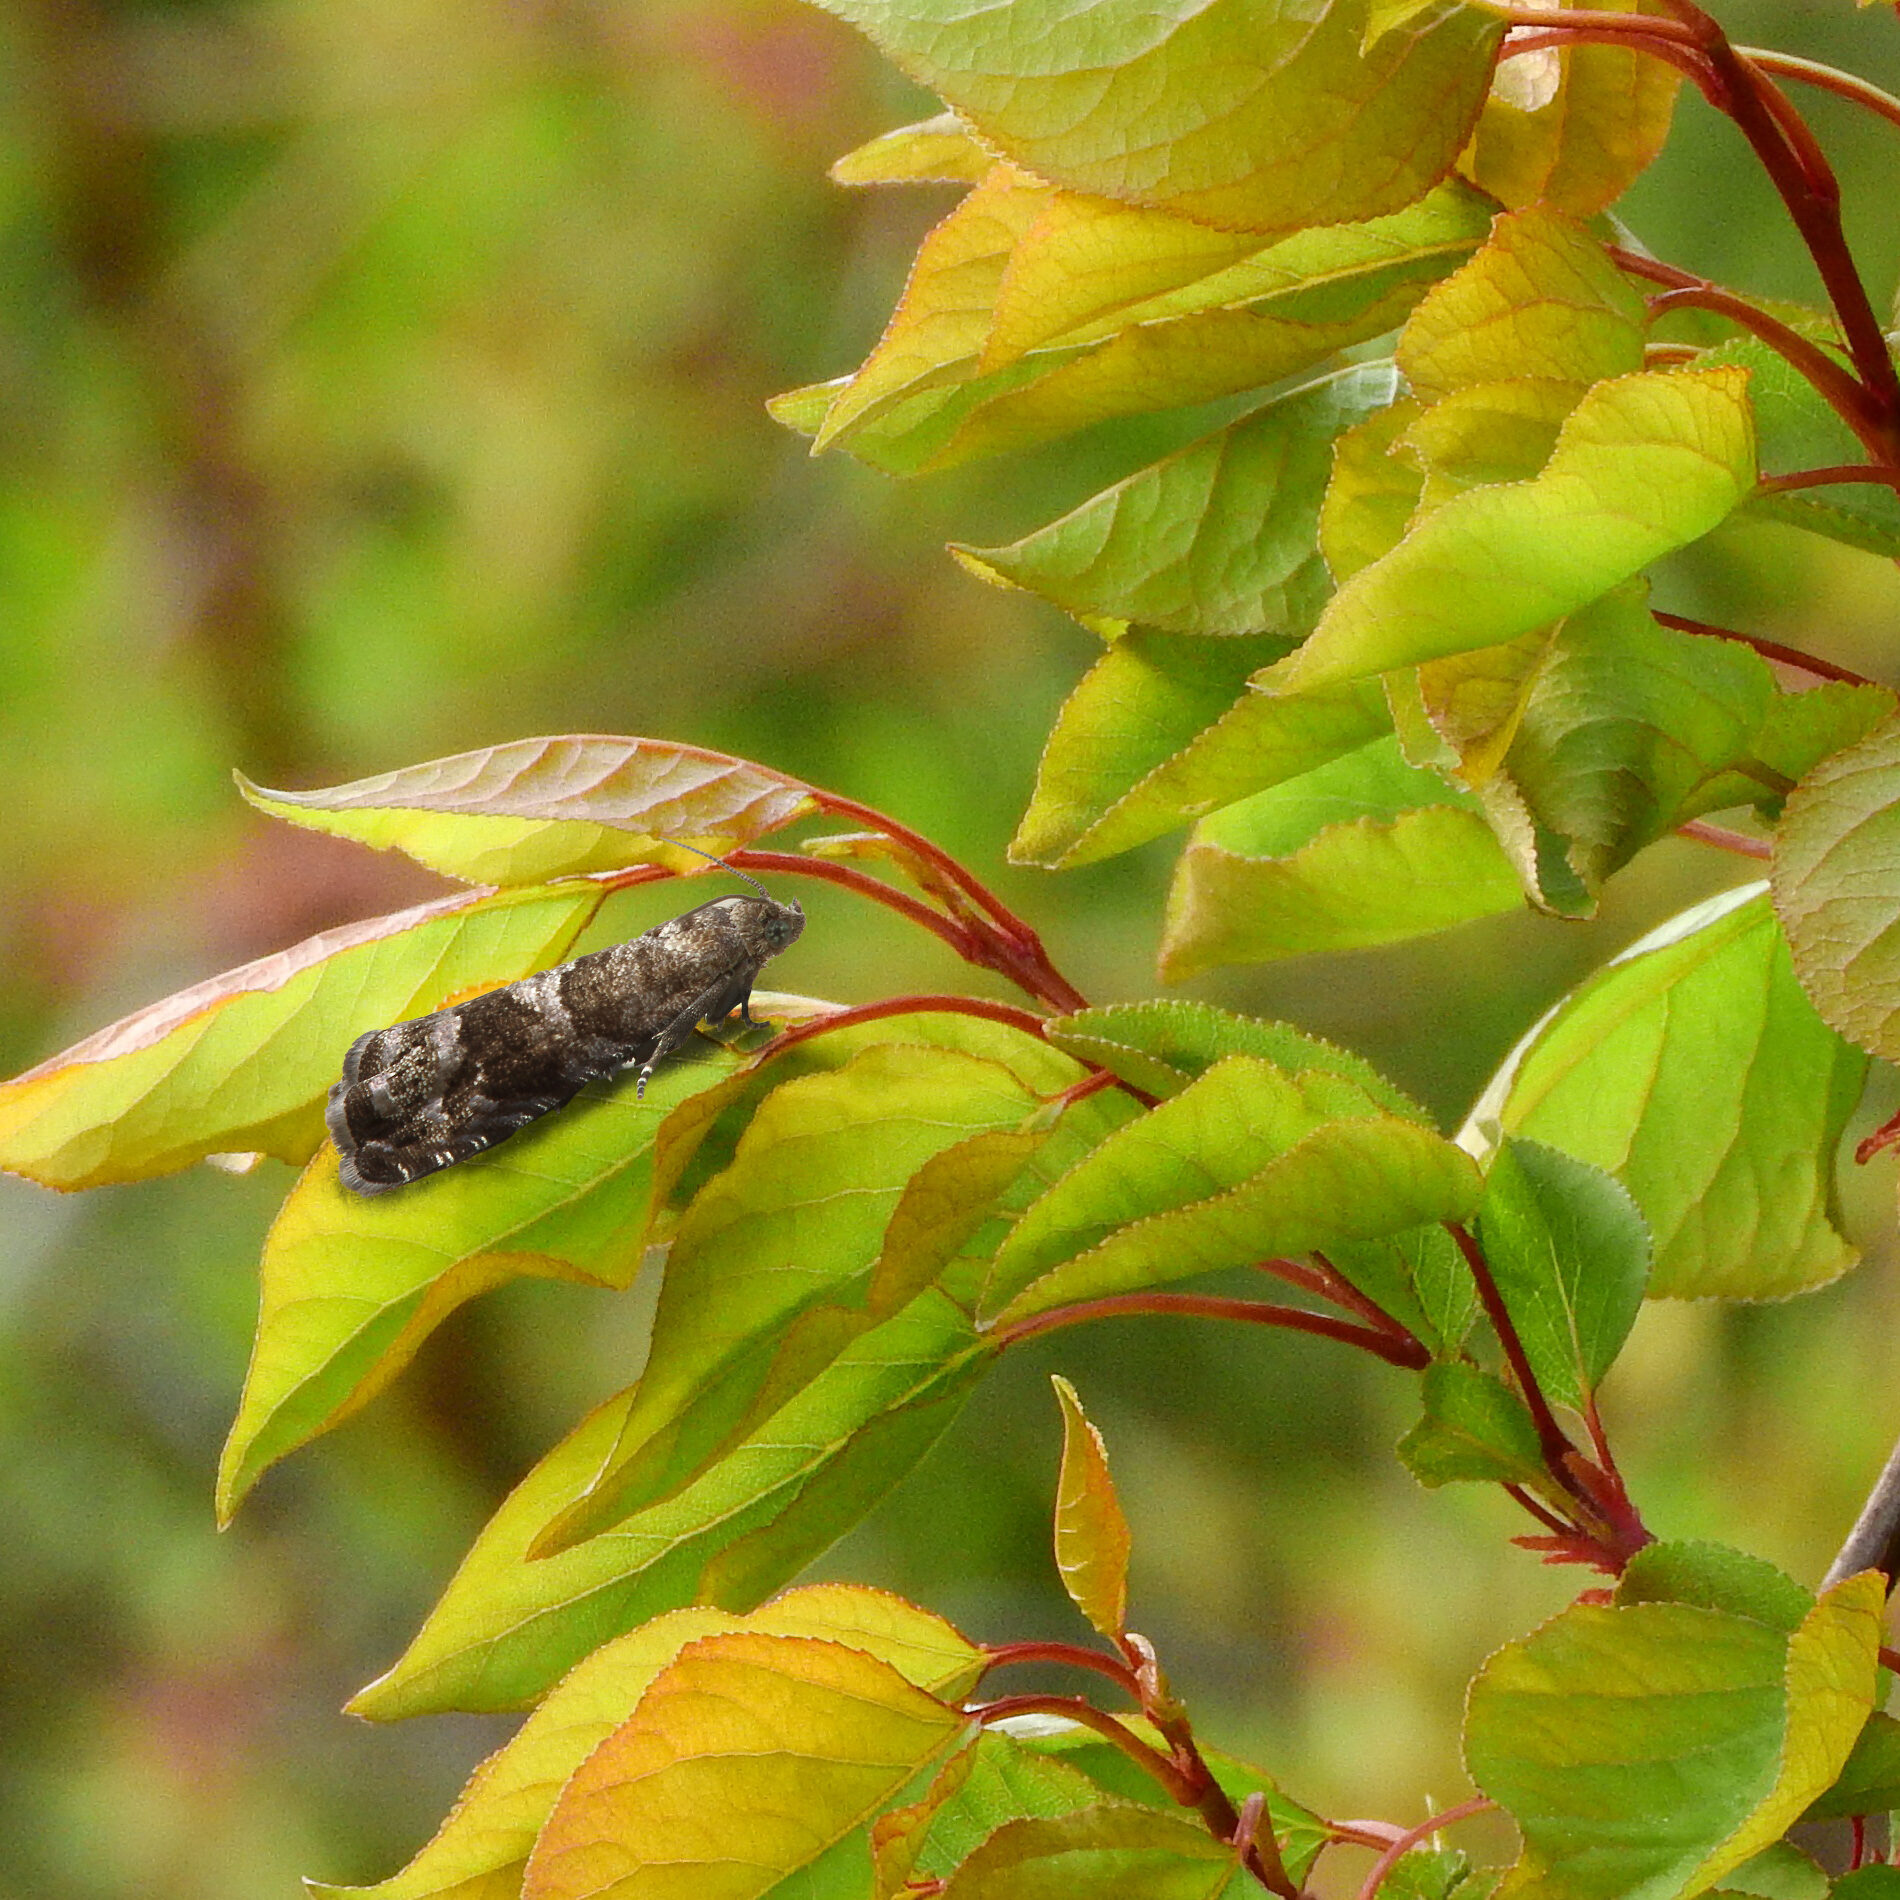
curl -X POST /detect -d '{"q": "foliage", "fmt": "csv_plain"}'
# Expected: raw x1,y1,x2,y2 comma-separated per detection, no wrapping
8,0,1900,1895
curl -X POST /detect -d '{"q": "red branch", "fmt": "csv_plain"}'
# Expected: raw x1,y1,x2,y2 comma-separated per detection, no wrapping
988,1291,1431,1369
1677,820,1772,860
967,1694,1193,1800
1740,49,1900,137
978,1641,1144,1697
1353,1799,1497,1900
1651,610,1880,689
1759,464,1900,499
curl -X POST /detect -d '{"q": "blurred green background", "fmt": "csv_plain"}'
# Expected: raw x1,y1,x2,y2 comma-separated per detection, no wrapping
3,1,1900,1892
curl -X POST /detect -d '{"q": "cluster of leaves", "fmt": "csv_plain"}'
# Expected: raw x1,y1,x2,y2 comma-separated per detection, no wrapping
9,0,1900,1893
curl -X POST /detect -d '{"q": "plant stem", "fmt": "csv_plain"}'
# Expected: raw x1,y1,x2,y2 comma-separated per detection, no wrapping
989,1291,1432,1368
731,849,985,954
1823,1430,1900,1592
1759,464,1900,498
1677,819,1772,860
978,1640,1145,1696
1353,1798,1497,1900
967,1693,1195,1800
1446,1223,1587,1499
1651,611,1881,688
1739,49,1900,138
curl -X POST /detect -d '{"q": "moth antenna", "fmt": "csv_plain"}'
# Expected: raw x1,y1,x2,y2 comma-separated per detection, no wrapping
668,838,789,906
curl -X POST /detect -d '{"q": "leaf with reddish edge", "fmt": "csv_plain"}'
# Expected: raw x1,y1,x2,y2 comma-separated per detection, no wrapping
239,735,820,886
0,884,602,1190
1050,1377,1132,1644
521,1631,966,1900
307,1584,979,1900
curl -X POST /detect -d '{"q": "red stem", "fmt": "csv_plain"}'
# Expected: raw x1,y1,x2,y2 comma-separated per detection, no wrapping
1677,820,1772,860
1486,6,1703,43
967,1694,1194,1801
1353,1798,1497,1900
1651,611,1880,689
1759,464,1900,499
750,992,1048,1059
979,1640,1144,1697
1505,1483,1577,1537
1446,1223,1587,1501
989,1291,1431,1369
1740,49,1900,138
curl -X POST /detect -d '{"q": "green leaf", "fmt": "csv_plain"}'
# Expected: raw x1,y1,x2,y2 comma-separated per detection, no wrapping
534,1044,1047,1552
1475,1138,1649,1411
1708,1842,1828,1900
351,1291,988,1719
1326,1223,1480,1356
1418,588,1893,915
0,884,601,1189
217,1039,747,1522
1467,886,1866,1299
1802,1708,1900,1820
1383,1847,1495,1900
1261,368,1757,694
1467,1572,1884,1900
830,112,992,186
1320,395,1427,582
810,0,1503,236
1775,712,1900,1061
1158,735,1524,976
783,185,1495,473
955,365,1400,636
1044,999,1428,1120
988,1055,1481,1324
521,1631,966,1900
1397,1360,1547,1489
239,735,819,885
1050,1377,1132,1642
1461,6,1680,218
934,1804,1248,1899
1395,208,1647,405
1830,1870,1900,1899
1011,629,1386,870
1714,336,1900,560
310,1586,981,1900
1616,1543,1813,1635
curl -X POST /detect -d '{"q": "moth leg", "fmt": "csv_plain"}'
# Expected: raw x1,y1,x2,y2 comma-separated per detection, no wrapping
635,975,751,1098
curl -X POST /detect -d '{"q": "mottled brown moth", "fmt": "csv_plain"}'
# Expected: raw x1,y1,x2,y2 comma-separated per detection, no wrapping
327,848,803,1195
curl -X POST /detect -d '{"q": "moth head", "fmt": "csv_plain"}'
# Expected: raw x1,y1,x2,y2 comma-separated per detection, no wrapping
667,840,803,956
758,895,804,952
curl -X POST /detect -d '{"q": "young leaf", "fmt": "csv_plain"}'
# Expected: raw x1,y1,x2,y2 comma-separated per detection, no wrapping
1466,1573,1884,1900
1044,999,1429,1120
1774,711,1900,1060
0,884,601,1189
1010,629,1386,870
520,1631,966,1900
537,1043,1048,1550
1461,6,1681,217
933,1804,1249,1898
810,0,1503,237
1327,1223,1480,1356
1260,368,1757,694
1467,885,1866,1299
830,112,992,187
216,1039,747,1522
1615,1542,1813,1634
1319,395,1427,582
1159,735,1524,976
1396,1361,1548,1489
310,1586,980,1900
987,1055,1482,1324
1050,1377,1132,1643
1475,1137,1650,1412
1395,208,1647,405
1709,1843,1829,1900
239,735,819,885
955,365,1402,637
352,1291,988,1719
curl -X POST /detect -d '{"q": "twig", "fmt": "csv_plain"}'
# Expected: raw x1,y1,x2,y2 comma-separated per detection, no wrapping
967,1694,1193,1799
979,1640,1144,1697
1677,820,1772,860
1759,464,1900,499
1651,611,1881,689
1353,1799,1497,1900
988,1291,1432,1368
1739,49,1900,137
1823,1432,1900,1592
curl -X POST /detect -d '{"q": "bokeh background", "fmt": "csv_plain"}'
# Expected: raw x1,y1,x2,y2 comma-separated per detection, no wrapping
3,1,1900,1892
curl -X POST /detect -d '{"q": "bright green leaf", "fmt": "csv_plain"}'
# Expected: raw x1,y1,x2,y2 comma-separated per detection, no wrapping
1327,1222,1480,1356
809,0,1503,236
1261,368,1757,694
1159,736,1524,976
1397,1360,1547,1489
1011,629,1386,870
1475,1137,1650,1411
1319,395,1426,582
1615,1543,1812,1635
521,1631,966,1900
1467,886,1865,1299
934,1803,1246,1899
1708,1842,1829,1900
956,366,1400,636
989,1055,1481,1324
240,736,819,885
351,1291,988,1719
0,884,601,1189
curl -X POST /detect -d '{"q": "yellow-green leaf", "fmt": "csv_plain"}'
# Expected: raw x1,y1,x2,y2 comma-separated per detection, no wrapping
1050,1377,1132,1643
831,112,992,186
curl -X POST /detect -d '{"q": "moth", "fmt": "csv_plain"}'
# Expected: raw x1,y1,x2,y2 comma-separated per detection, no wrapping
326,847,804,1195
